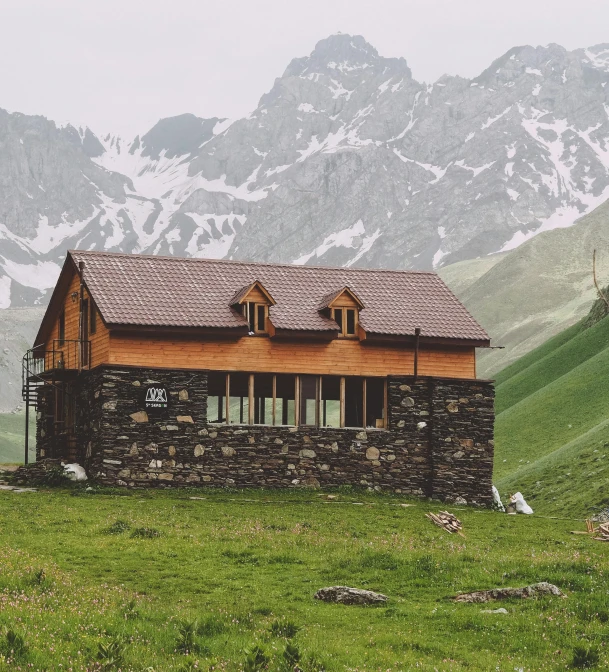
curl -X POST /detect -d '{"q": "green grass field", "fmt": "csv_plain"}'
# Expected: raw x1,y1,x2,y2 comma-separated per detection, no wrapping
494,308,609,517
0,487,608,671
0,412,35,464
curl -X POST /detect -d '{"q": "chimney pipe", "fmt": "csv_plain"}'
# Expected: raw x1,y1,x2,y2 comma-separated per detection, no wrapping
414,327,421,380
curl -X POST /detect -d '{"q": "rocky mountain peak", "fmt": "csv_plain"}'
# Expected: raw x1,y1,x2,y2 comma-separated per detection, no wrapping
138,113,223,160
283,33,410,79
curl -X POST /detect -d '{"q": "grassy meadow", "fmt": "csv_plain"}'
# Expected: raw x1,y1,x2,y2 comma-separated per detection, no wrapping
0,487,608,671
494,312,609,517
0,412,35,464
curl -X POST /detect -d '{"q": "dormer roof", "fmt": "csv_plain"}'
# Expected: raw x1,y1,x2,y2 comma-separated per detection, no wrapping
229,280,276,307
318,286,365,311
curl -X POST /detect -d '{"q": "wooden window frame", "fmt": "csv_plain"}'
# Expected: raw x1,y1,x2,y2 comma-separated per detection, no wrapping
209,372,386,430
333,307,358,338
89,301,97,335
244,302,269,335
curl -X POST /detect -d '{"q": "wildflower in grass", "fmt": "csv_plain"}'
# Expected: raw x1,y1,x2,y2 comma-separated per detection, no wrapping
270,619,301,639
176,620,199,655
571,644,600,669
283,642,300,665
103,520,132,535
243,645,270,671
0,628,28,660
96,637,126,670
130,526,161,538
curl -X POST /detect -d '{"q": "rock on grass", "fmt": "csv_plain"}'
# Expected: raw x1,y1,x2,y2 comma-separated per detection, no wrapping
314,586,388,605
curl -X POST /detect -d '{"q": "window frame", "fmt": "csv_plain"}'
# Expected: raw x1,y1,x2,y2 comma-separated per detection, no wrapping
207,372,387,429
89,301,97,335
333,307,358,338
244,302,269,335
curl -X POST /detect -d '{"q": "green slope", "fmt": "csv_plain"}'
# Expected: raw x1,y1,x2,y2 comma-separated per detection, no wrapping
495,308,609,517
441,198,609,378
0,412,35,463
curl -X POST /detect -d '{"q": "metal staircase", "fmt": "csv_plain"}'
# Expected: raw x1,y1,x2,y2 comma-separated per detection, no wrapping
21,340,90,464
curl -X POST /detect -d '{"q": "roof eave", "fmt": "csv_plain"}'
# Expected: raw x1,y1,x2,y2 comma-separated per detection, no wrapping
361,330,490,348
33,252,80,348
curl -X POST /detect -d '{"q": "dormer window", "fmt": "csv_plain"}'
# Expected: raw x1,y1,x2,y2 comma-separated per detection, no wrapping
244,301,268,334
229,280,276,336
333,307,358,337
319,287,364,340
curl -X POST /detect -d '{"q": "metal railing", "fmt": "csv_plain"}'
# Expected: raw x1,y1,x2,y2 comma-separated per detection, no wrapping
23,340,91,378
22,340,91,400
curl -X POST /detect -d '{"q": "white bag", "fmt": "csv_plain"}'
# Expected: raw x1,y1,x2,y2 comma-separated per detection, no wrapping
62,463,88,482
509,491,533,514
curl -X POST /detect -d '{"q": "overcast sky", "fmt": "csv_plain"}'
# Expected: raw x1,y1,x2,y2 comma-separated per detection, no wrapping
2,0,608,137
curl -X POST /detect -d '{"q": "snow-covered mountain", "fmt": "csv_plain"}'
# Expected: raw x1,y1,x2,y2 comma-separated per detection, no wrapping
2,34,609,310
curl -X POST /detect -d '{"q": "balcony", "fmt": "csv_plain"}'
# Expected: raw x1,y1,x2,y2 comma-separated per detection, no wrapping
23,339,91,388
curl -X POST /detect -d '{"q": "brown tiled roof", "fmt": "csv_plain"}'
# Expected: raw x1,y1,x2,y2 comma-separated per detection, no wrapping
67,250,490,343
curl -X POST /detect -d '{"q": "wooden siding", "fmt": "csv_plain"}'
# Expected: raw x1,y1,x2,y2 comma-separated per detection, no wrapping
45,272,110,369
108,333,476,379
241,286,270,304
328,291,360,308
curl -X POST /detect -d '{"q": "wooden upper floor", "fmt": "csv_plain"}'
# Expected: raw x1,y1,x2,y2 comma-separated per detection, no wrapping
31,250,490,381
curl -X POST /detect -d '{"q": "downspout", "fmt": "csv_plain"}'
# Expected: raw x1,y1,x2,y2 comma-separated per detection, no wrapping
78,261,85,371
413,327,421,380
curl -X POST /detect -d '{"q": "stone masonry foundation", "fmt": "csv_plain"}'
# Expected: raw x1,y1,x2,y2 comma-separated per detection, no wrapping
37,365,495,506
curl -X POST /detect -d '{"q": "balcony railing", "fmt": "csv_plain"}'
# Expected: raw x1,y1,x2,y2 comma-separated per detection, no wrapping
23,339,91,380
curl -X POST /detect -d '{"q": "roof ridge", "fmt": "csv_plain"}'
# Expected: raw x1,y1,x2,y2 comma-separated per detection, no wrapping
68,249,439,277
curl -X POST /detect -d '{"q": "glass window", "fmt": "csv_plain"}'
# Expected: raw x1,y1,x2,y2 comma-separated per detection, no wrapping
366,378,386,428
299,375,318,426
321,376,341,427
229,372,250,424
247,302,256,332
207,372,226,423
344,376,364,427
90,302,97,334
256,304,266,332
253,374,273,425
275,374,296,425
333,308,343,332
346,309,356,335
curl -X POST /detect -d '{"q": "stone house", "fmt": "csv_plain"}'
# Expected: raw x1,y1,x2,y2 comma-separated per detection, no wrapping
23,249,494,504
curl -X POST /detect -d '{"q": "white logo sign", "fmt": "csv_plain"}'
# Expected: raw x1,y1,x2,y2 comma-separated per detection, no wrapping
145,387,168,407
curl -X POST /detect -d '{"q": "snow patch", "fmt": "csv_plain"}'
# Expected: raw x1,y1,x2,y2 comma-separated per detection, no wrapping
482,106,511,130
293,220,368,265
298,103,318,114
0,275,11,309
0,258,61,291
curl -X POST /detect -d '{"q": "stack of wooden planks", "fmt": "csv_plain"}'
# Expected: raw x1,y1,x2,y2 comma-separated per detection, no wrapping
425,511,464,537
593,522,609,542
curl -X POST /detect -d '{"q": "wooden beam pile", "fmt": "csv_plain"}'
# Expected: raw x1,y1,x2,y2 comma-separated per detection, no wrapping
425,511,464,537
593,522,609,542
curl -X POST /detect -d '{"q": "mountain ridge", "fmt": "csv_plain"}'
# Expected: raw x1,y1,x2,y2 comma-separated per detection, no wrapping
1,34,609,408
2,34,609,309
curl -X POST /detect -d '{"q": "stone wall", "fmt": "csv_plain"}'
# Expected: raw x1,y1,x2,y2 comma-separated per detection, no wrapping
35,384,55,460
38,365,495,505
430,379,495,507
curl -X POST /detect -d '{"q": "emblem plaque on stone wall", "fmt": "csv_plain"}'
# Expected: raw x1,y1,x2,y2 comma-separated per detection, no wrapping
143,385,170,415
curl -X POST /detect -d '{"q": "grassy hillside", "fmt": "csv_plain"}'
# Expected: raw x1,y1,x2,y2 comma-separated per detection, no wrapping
0,487,607,671
494,308,609,517
441,198,609,378
0,412,35,463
